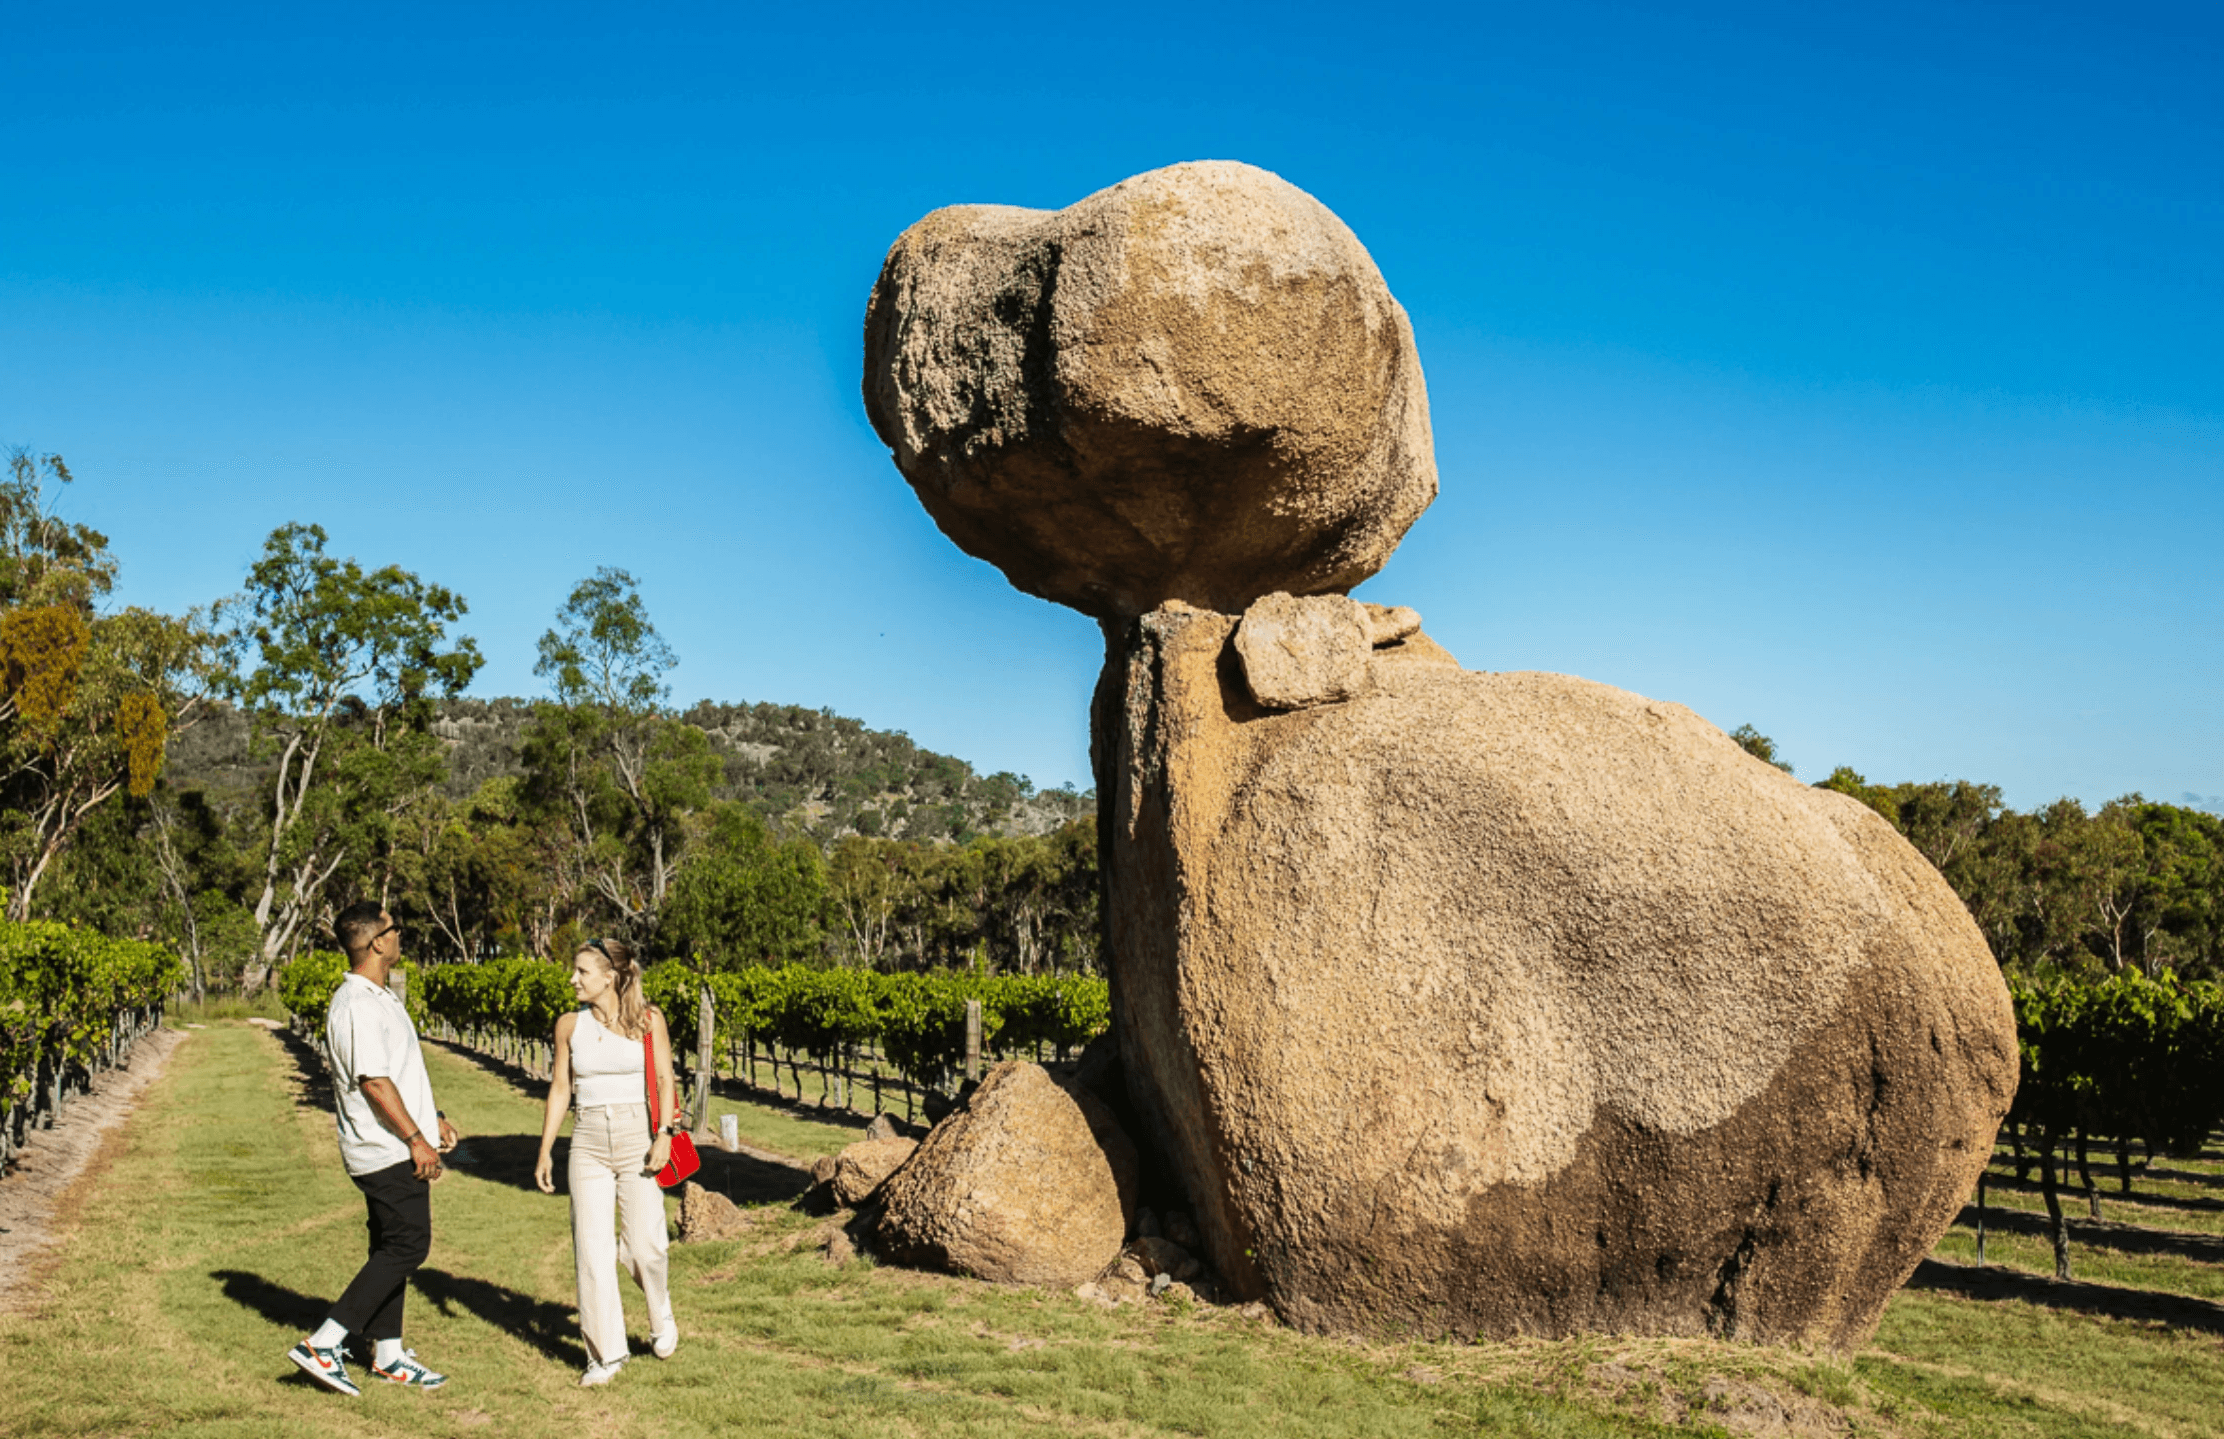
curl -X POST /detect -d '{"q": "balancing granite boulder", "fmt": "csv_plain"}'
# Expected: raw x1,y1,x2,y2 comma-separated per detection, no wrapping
860,160,2017,1347
862,160,1436,620
1097,602,2018,1347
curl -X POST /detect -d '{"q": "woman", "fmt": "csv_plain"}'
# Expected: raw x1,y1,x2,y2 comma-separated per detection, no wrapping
533,937,681,1386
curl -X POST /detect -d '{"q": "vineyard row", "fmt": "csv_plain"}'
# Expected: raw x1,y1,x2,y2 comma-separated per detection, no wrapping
0,920,183,1170
277,955,1113,1120
1991,969,2224,1279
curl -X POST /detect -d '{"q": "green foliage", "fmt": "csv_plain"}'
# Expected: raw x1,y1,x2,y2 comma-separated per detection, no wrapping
214,521,482,983
274,950,350,1025
658,803,826,969
411,957,574,1042
2008,968,2224,1155
1729,724,1794,774
0,453,208,922
0,917,182,1120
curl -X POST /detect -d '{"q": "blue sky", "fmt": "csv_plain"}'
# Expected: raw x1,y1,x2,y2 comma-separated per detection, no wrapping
4,2,2218,810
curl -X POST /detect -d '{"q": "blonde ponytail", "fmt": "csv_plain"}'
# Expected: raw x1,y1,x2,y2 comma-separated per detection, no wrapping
584,938,650,1039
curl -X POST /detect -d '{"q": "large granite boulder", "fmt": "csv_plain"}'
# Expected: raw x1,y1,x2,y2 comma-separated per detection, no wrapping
862,161,1435,620
1097,602,2018,1347
874,1062,1141,1288
861,161,2018,1349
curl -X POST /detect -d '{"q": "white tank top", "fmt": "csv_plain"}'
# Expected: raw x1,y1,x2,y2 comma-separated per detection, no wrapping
569,1008,648,1107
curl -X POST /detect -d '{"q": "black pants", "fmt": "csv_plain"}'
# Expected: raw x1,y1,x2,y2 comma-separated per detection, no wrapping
328,1158,431,1340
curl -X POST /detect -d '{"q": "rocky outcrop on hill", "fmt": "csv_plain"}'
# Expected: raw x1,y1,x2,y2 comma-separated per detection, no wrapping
873,1061,1140,1288
863,160,2019,1349
863,160,1435,620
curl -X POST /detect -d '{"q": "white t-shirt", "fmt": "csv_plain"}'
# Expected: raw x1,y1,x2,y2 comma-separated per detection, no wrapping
325,971,441,1177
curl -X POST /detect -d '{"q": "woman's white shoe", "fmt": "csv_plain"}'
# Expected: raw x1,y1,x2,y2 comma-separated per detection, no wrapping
651,1327,679,1359
580,1358,626,1387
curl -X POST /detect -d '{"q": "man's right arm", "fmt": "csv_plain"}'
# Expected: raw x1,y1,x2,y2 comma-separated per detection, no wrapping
358,1075,443,1181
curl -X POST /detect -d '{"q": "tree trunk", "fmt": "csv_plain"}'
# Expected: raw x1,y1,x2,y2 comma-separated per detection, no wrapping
2038,1139,2072,1280
1974,1164,1989,1266
2012,1119,2032,1181
2116,1135,2134,1194
2076,1129,2100,1219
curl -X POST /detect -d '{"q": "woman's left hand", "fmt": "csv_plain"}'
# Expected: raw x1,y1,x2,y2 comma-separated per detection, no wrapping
645,1133,672,1177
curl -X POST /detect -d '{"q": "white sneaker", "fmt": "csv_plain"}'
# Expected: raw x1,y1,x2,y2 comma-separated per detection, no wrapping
651,1326,678,1360
580,1358,626,1388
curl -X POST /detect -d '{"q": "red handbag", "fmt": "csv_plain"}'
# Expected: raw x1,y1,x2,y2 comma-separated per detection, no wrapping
644,1015,700,1189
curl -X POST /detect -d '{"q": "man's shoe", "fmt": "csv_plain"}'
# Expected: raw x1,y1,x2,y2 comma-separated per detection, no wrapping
580,1358,626,1387
651,1324,678,1360
369,1349,448,1389
287,1340,361,1397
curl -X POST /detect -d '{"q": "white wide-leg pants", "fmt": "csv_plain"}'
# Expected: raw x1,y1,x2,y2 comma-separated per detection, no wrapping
567,1102,673,1367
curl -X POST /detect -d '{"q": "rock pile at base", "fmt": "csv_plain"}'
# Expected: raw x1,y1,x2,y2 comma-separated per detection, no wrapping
874,1061,1140,1288
863,161,1435,620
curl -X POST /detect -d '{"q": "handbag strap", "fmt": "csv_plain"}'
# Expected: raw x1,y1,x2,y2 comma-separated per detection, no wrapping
642,1009,660,1133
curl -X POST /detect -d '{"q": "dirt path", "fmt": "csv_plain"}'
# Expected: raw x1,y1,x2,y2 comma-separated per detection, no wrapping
0,1025,189,1315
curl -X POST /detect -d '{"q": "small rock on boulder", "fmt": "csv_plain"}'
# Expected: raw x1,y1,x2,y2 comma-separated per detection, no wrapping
875,1061,1139,1288
830,1135,918,1208
1362,603,1421,646
863,1112,904,1142
1234,592,1372,710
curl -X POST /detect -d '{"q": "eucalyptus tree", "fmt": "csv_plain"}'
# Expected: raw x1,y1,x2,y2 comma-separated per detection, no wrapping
216,522,481,988
0,448,209,918
523,567,719,942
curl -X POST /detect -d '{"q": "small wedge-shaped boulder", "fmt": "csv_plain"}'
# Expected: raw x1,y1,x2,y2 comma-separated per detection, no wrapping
875,1062,1140,1288
676,1182,750,1244
830,1135,918,1208
1235,592,1371,710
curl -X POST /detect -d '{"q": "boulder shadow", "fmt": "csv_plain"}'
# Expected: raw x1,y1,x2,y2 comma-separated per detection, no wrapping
1907,1258,2224,1336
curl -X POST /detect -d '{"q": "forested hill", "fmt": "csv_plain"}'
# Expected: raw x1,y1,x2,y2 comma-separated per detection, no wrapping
164,696,1094,845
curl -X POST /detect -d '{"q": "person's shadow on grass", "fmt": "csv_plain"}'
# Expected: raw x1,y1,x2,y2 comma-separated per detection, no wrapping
452,1131,815,1206
413,1267,587,1367
211,1266,587,1369
209,1269,374,1384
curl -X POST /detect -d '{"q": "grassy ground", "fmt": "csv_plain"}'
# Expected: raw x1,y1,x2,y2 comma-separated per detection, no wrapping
1,1023,2217,1438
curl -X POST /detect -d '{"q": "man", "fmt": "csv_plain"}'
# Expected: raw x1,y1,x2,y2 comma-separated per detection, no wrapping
286,902,457,1394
